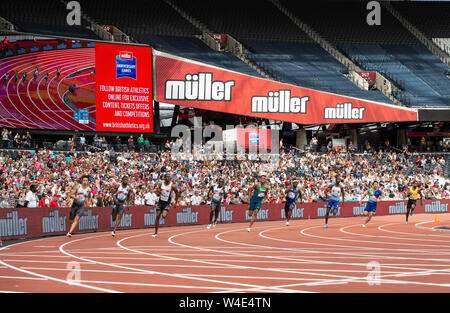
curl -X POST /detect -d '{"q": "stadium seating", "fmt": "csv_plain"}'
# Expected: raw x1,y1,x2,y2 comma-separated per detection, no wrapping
244,41,394,103
172,0,313,42
76,0,261,76
339,44,450,107
392,1,450,39
279,0,421,45
77,0,199,37
131,34,262,77
0,0,99,40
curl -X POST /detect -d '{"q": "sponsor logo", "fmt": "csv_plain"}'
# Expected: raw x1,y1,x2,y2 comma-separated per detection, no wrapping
78,209,99,231
116,51,137,79
353,203,366,216
281,207,304,219
388,202,407,214
424,201,448,213
324,103,365,120
42,210,66,233
317,205,340,217
144,208,165,226
165,72,235,101
216,205,233,223
176,207,199,224
110,213,133,228
251,90,308,114
245,209,269,220
0,211,28,237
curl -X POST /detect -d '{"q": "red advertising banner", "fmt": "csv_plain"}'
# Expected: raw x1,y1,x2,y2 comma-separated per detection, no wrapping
95,43,153,132
154,52,418,124
357,71,376,84
237,127,272,150
0,200,447,240
209,34,228,49
100,25,114,34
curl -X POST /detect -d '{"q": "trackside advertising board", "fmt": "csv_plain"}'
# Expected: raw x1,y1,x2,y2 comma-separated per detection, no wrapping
0,200,447,240
154,51,418,124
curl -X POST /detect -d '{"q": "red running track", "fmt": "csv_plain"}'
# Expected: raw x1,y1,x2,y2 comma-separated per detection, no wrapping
0,213,449,293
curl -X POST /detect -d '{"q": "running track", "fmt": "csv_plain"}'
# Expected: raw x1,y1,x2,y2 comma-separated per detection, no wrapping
0,213,449,293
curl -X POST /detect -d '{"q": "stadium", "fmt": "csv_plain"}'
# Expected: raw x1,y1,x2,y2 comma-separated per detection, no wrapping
0,0,449,298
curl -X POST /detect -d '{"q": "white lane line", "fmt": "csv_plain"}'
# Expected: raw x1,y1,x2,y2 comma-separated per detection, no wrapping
115,232,309,293
0,260,120,293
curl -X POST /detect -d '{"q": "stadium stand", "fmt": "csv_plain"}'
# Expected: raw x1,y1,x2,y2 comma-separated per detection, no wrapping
279,0,421,45
244,41,394,103
339,44,450,107
277,0,450,107
172,0,314,42
392,1,450,39
0,0,99,40
132,34,262,77
76,0,261,76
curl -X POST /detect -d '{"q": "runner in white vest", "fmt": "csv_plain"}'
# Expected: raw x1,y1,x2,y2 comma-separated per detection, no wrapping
207,178,226,229
67,175,92,237
111,175,134,237
153,173,179,237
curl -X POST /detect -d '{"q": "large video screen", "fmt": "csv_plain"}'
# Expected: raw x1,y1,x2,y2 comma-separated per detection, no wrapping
0,36,153,132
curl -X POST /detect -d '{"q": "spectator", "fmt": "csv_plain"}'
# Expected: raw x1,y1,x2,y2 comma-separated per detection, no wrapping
137,134,144,151
25,185,39,208
310,136,319,152
128,136,134,151
1,128,8,148
39,191,52,208
50,194,60,207
191,190,202,206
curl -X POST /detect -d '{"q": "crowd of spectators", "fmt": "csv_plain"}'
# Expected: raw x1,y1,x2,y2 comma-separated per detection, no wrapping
1,128,32,149
0,139,448,209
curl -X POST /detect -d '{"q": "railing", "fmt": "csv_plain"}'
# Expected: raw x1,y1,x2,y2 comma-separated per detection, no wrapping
0,16,15,32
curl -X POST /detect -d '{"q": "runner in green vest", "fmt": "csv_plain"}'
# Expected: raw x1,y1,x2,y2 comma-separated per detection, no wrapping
247,173,269,232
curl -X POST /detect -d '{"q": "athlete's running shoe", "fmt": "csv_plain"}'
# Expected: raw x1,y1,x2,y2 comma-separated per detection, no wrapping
405,221,408,225
410,210,414,216
362,224,366,228
112,231,115,237
213,222,217,227
247,227,251,232
286,221,290,226
207,224,211,229
324,224,328,229
66,233,72,237
152,233,158,238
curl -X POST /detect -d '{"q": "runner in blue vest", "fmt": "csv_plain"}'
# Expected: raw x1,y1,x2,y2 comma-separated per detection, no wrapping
359,181,382,227
324,175,345,228
284,179,303,226
247,173,269,232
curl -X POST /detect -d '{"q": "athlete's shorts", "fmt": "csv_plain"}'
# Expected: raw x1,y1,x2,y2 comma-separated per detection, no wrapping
249,199,262,211
69,201,85,220
210,200,221,211
112,200,126,218
156,200,170,212
327,199,340,211
284,201,296,215
407,199,417,209
364,202,377,213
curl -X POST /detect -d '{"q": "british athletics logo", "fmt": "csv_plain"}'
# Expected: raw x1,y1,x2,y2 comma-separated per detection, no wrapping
116,51,137,79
